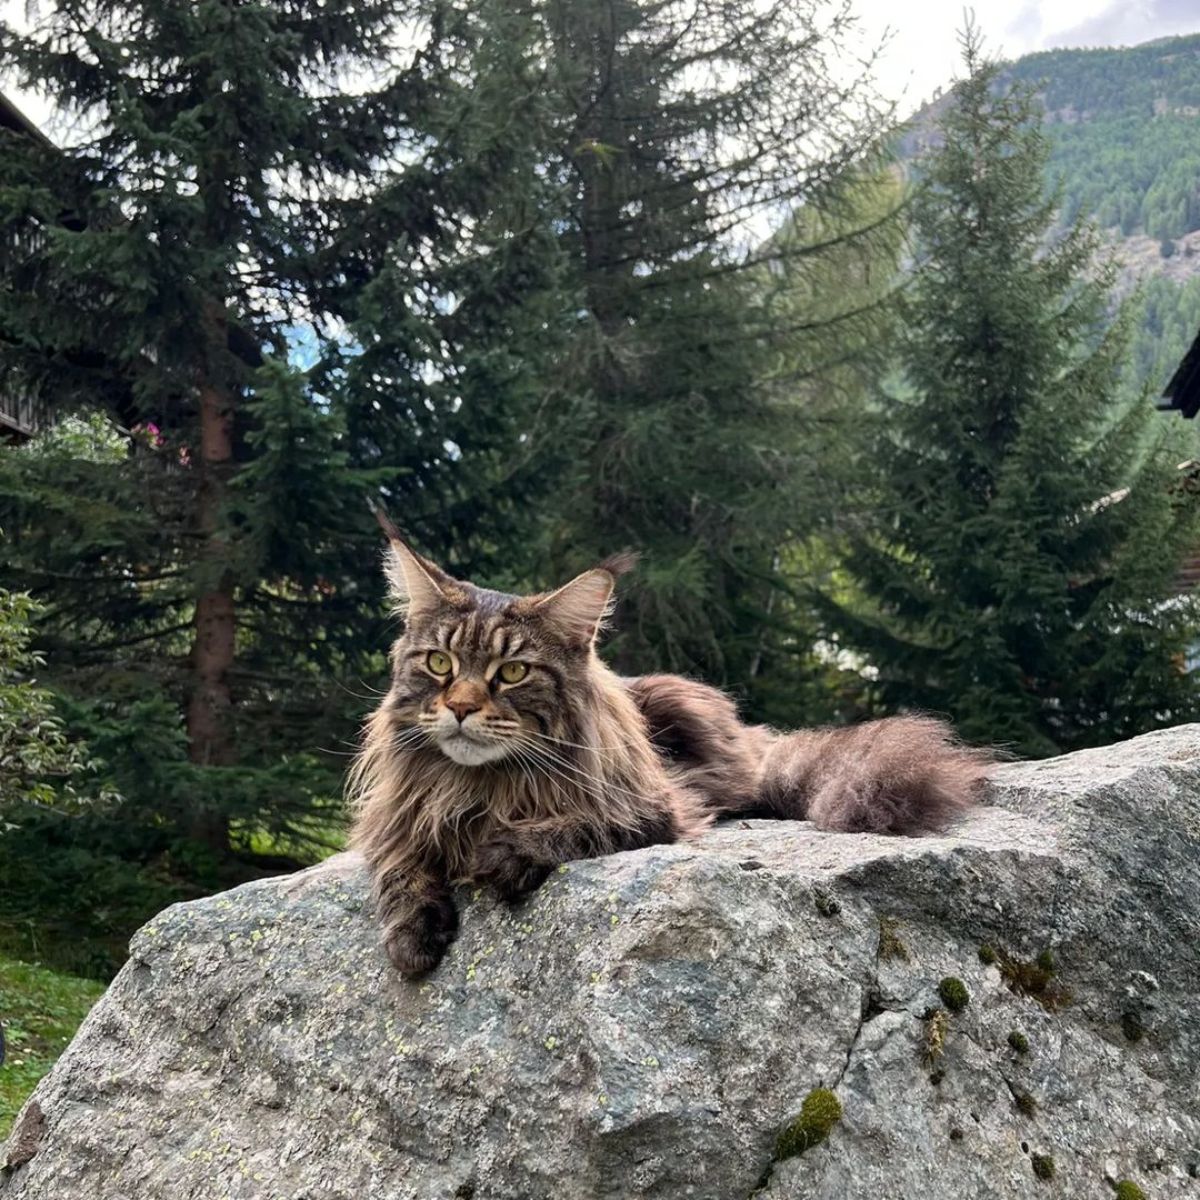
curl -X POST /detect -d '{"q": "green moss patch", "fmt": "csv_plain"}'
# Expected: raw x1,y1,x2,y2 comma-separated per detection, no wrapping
776,1088,843,1159
995,946,1072,1011
1007,1029,1030,1054
1114,1181,1146,1200
1031,1153,1056,1181
937,976,970,1013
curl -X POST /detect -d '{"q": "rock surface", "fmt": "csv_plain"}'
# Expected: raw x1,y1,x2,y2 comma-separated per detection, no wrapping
4,725,1200,1199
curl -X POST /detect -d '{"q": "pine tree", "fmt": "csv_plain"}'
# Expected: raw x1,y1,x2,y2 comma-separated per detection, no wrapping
328,0,574,588
478,0,899,694
322,0,902,709
819,27,1200,755
0,0,475,868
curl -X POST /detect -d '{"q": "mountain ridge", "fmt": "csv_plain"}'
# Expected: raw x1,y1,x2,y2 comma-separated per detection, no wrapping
903,31,1200,406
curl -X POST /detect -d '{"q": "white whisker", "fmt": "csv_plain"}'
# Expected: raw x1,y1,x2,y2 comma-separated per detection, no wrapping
514,735,651,804
511,739,635,810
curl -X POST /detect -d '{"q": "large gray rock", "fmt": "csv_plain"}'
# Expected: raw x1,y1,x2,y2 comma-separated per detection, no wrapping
4,725,1199,1199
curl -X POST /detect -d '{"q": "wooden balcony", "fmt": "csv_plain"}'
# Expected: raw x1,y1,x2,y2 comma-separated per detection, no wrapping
0,390,47,442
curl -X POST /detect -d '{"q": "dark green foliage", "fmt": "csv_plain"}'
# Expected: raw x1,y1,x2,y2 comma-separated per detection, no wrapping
1115,1180,1147,1200
1128,275,1200,406
1008,1030,1030,1054
0,588,97,818
822,27,1200,756
486,1,903,710
978,943,998,965
1031,1153,1056,1181
1013,1087,1038,1117
0,0,473,963
775,1088,843,1159
938,977,970,1013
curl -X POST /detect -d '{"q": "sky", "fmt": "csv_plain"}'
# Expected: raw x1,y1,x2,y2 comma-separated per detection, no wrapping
2,0,1199,131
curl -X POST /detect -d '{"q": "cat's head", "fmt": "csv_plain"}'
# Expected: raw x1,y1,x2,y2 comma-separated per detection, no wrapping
378,521,634,768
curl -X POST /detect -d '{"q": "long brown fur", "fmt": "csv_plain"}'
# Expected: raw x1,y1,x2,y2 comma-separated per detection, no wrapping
349,528,992,976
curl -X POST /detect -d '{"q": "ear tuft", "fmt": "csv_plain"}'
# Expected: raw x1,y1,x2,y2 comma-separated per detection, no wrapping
370,504,456,620
596,550,639,579
534,555,633,647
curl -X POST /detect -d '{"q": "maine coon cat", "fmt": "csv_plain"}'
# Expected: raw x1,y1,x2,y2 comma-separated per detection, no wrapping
349,520,992,977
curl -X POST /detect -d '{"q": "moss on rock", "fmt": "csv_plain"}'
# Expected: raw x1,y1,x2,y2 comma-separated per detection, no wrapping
1007,1029,1030,1054
1031,1153,1055,1181
775,1088,843,1159
878,917,909,962
1114,1181,1146,1200
996,946,1072,1011
938,976,970,1013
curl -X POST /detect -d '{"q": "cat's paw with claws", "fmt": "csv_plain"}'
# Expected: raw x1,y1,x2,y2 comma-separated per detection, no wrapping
470,836,553,902
383,895,458,977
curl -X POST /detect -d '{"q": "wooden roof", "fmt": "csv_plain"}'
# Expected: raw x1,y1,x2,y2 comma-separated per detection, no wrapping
1160,328,1200,418
0,92,51,147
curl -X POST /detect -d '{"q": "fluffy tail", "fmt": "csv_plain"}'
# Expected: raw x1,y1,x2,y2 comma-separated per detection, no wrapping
756,716,991,835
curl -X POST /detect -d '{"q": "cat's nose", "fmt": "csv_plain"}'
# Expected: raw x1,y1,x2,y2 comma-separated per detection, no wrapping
446,699,481,723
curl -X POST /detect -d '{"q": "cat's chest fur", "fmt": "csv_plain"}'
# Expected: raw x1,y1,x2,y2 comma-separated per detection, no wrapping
400,754,589,880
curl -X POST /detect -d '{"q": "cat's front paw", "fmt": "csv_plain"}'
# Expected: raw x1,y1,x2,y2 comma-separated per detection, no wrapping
383,895,458,977
470,836,552,902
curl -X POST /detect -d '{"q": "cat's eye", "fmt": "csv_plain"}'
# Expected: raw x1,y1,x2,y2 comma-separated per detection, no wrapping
427,650,453,676
498,661,529,684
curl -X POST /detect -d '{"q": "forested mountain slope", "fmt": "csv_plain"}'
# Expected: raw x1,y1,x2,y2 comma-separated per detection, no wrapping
907,33,1200,401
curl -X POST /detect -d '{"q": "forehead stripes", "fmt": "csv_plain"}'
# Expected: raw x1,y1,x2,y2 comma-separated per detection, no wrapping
435,610,528,662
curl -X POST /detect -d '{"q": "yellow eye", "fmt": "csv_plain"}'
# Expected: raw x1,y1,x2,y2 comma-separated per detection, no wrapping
498,661,528,684
427,650,453,676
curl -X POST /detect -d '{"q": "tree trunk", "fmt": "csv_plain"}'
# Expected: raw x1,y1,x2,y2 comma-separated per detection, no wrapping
186,307,237,854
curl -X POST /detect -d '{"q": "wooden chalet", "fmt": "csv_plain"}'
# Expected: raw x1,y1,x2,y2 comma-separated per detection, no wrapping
0,92,52,442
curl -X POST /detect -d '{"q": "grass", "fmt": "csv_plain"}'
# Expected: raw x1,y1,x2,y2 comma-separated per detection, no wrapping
0,956,105,1139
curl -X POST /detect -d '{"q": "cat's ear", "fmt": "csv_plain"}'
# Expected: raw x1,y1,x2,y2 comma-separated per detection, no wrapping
534,552,637,647
371,504,456,620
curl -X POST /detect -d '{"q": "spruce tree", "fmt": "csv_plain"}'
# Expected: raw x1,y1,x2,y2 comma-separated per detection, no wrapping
472,0,899,695
820,28,1200,755
0,0,472,871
